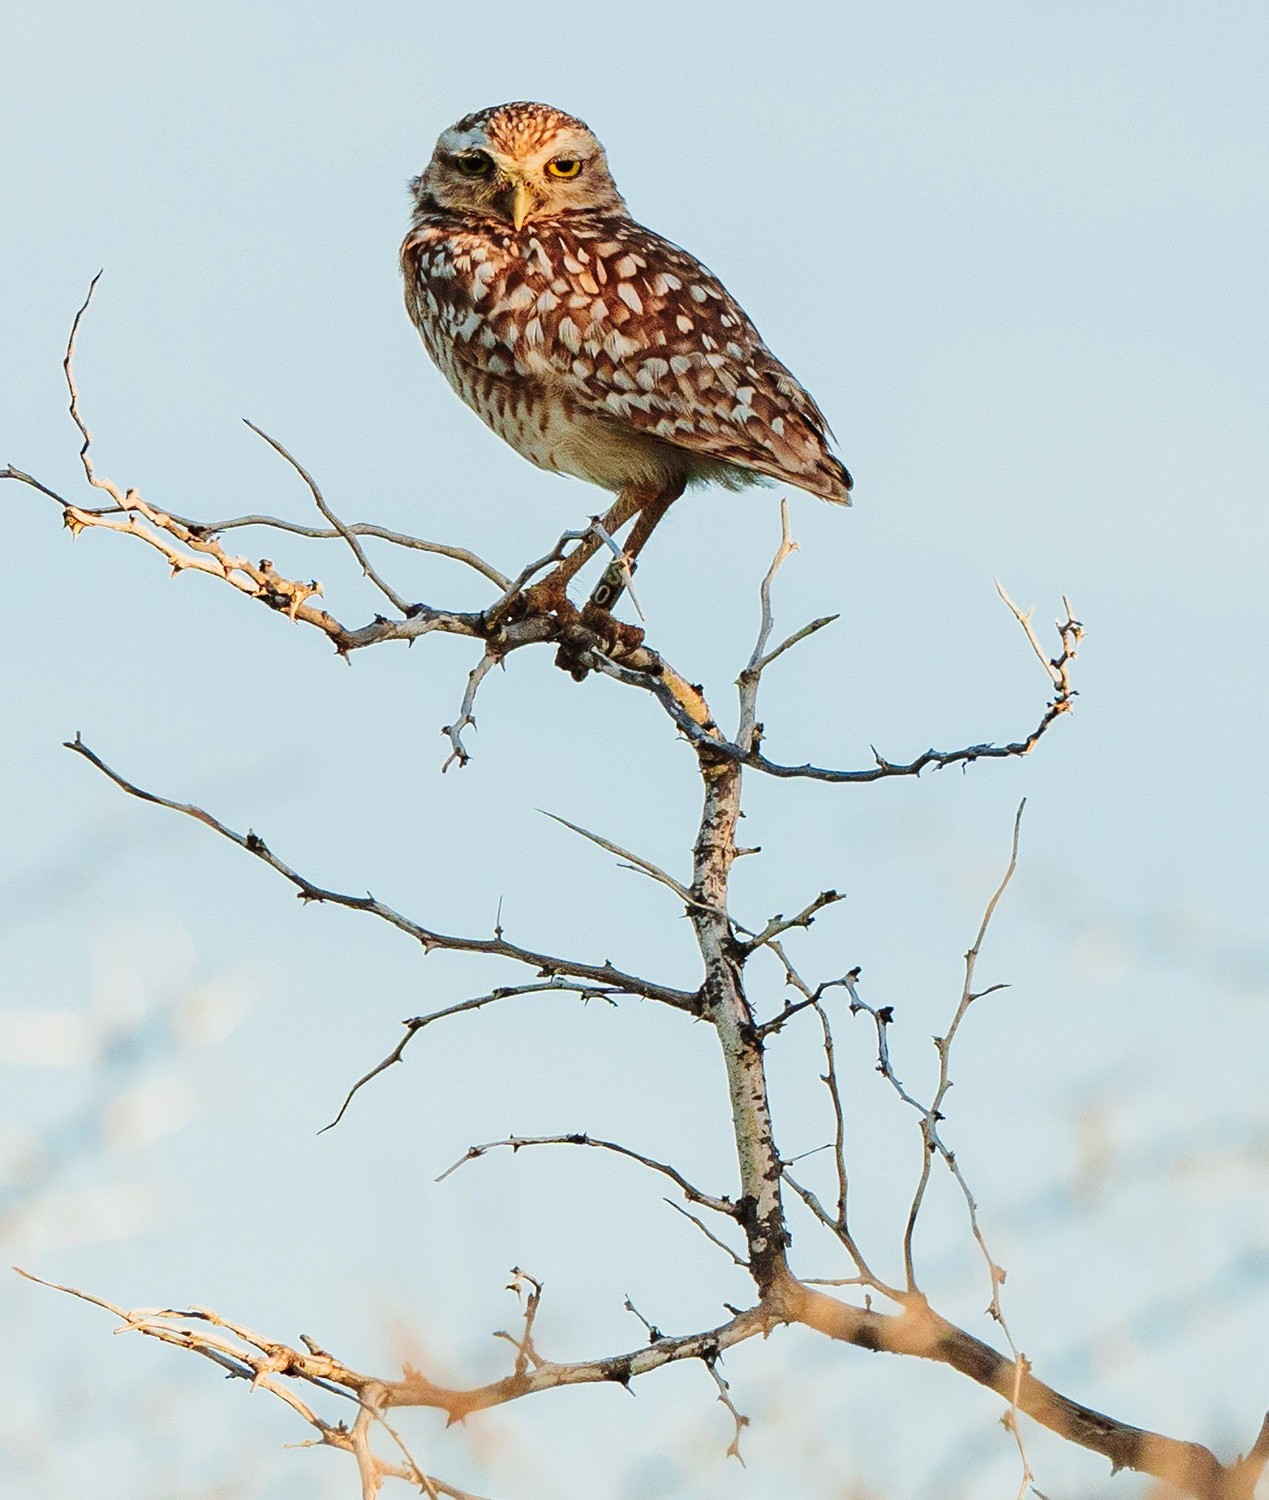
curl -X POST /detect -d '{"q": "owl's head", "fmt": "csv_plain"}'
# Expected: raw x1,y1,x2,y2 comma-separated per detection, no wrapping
411,101,627,229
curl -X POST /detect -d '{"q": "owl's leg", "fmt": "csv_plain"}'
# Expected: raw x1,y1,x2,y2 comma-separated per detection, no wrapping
585,480,685,613
521,485,650,616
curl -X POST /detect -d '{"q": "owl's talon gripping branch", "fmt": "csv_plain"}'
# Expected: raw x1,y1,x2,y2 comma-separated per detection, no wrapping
519,574,579,621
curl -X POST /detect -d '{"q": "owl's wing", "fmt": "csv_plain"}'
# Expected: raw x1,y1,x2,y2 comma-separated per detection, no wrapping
404,215,852,504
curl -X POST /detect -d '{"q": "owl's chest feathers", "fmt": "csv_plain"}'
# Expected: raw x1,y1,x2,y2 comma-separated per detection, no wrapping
406,220,684,491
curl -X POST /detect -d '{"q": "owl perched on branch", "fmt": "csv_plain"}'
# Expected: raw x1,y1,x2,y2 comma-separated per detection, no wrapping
401,101,851,613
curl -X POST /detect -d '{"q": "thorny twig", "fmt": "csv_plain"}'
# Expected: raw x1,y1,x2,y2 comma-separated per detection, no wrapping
603,591,1083,784
322,979,627,1132
624,1298,750,1462
442,649,500,770
892,803,1026,1295
493,1269,544,1378
848,802,1035,1492
738,889,844,956
705,1353,751,1463
759,941,896,1293
19,1266,771,1420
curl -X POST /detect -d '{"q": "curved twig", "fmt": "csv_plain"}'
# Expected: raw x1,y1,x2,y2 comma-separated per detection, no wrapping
243,420,413,616
436,1132,739,1219
322,980,627,1132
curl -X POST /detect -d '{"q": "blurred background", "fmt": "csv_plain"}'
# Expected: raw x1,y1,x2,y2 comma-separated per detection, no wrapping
2,3,1266,1496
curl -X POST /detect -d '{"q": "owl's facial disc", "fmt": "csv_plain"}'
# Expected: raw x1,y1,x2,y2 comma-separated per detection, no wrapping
416,107,627,228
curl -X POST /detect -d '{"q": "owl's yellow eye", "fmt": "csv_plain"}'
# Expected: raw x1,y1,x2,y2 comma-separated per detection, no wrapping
454,151,494,178
546,157,582,179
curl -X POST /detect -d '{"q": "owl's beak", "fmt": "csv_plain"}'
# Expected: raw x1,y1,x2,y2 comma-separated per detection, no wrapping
510,180,532,231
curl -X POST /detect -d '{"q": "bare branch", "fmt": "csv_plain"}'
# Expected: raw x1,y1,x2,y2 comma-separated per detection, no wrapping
840,804,1033,1490
788,1281,1268,1500
437,1133,738,1219
736,501,797,748
243,421,413,616
21,1268,771,1424
901,801,1026,1296
743,501,798,677
616,596,1082,784
749,614,839,680
704,1353,750,1463
738,889,844,955
64,272,126,507
494,1269,545,1379
12,1270,487,1499
663,1199,750,1268
441,649,500,771
623,1296,664,1342
64,736,698,1012
177,513,510,589
542,810,711,912
322,980,625,1132
30,1261,1256,1500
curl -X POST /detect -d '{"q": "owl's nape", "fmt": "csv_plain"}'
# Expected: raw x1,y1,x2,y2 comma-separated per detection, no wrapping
402,100,851,620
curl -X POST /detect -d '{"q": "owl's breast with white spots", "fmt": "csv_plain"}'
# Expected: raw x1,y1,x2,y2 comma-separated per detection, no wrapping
402,208,850,503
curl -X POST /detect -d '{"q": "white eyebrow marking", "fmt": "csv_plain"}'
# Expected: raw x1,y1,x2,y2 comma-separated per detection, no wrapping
437,126,490,154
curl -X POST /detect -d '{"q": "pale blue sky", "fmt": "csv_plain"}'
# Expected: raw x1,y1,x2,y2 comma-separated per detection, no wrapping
3,4,1267,1497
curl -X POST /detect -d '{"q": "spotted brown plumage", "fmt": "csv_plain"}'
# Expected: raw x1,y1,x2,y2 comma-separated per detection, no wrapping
401,101,851,609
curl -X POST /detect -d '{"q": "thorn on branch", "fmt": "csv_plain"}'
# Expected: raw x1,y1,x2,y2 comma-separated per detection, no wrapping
623,1296,665,1344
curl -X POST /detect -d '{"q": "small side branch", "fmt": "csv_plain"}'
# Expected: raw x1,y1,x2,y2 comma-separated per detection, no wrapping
323,980,627,1131
176,511,510,588
850,803,1034,1492
243,421,414,616
900,802,1026,1295
739,889,844,956
543,811,711,913
442,649,500,771
734,502,839,751
494,1269,545,1378
623,595,1082,784
437,1133,739,1220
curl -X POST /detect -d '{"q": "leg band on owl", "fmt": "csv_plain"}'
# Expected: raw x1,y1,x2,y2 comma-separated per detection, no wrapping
588,555,636,612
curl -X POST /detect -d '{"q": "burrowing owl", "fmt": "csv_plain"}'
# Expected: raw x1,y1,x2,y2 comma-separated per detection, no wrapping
402,101,851,611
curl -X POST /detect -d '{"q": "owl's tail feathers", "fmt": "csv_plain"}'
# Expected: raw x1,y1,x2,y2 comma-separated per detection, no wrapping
817,454,854,506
